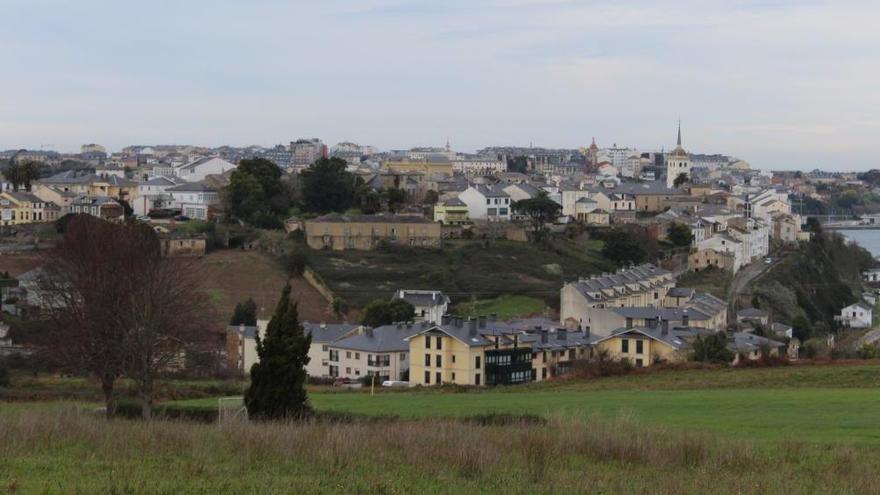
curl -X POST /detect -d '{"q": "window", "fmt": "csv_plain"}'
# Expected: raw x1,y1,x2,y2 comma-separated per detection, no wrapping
635,359,644,368
346,351,351,359
329,350,339,362
621,339,629,353
322,345,328,352
451,354,456,363
452,372,456,381
425,354,431,366
355,353,360,360
636,340,644,354
425,336,431,348
436,355,442,367
346,367,351,374
475,373,481,385
400,353,406,361
436,372,441,384
424,371,430,384
475,356,481,369
436,337,442,350
542,368,547,379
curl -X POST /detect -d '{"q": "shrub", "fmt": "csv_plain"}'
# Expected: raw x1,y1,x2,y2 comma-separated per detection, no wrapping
282,249,309,276
0,361,9,387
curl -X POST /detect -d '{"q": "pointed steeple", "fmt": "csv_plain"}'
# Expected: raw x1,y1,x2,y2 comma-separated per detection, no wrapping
677,120,682,146
445,137,450,152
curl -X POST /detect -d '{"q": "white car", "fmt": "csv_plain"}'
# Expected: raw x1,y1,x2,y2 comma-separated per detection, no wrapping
764,257,773,264
381,380,409,388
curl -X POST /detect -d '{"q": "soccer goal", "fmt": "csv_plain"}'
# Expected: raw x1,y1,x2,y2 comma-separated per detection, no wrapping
217,396,247,423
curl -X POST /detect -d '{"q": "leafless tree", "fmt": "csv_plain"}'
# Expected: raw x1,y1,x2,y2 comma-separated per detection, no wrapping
37,215,214,419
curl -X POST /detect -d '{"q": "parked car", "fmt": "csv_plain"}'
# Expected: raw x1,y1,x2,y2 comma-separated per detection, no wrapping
764,257,773,264
173,215,190,222
136,215,151,222
381,380,409,388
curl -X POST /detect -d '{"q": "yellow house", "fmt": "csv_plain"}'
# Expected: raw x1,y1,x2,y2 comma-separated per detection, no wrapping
406,317,595,386
383,161,453,176
594,324,688,367
433,198,469,225
0,191,61,226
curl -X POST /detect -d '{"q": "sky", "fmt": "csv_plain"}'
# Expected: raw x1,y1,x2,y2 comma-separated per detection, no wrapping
1,0,878,170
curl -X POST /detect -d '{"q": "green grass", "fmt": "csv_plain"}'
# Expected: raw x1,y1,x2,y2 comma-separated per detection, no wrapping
676,267,732,299
453,295,546,319
307,239,613,308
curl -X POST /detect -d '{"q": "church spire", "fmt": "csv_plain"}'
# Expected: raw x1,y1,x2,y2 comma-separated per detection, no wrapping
677,120,682,147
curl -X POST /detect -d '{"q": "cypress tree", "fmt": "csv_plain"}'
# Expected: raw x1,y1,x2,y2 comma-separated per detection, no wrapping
244,284,312,420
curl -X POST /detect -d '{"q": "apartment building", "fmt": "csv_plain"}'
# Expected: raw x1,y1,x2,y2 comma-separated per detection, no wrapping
325,323,424,382
304,214,441,250
392,289,450,324
406,316,594,386
560,264,675,329
0,192,61,226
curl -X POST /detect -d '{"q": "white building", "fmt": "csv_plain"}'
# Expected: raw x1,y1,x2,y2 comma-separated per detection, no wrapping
326,324,427,382
133,176,183,216
173,157,236,182
290,138,327,167
695,234,745,273
452,156,506,177
392,289,450,324
167,182,219,220
665,124,691,188
835,302,873,329
458,185,511,221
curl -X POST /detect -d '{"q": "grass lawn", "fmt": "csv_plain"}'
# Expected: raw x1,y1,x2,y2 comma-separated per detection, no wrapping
676,267,732,299
310,387,880,444
453,295,546,319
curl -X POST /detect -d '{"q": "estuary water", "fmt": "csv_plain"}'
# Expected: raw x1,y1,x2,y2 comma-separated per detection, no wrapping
838,229,880,257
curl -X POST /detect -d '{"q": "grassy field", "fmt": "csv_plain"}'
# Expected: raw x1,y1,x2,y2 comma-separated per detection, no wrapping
307,239,613,308
676,267,732,299
3,364,880,493
453,295,546,319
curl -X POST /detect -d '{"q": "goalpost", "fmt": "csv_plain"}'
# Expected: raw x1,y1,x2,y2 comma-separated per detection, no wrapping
217,396,247,423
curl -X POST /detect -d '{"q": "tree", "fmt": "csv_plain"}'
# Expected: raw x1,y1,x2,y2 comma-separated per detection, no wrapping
513,193,561,243
230,298,258,326
300,157,357,213
37,216,212,419
691,332,734,363
3,161,41,191
244,283,312,420
507,156,529,174
601,228,647,266
673,172,689,188
423,190,439,205
223,158,290,227
385,188,407,213
667,222,693,247
361,299,415,327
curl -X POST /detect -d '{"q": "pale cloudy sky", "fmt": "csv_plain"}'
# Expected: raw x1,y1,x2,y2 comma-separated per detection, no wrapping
1,0,878,169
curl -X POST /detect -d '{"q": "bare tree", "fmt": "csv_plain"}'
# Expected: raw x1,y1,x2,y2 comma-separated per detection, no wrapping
37,215,214,419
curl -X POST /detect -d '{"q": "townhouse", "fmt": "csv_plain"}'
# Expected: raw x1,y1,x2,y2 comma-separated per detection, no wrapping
69,196,125,221
166,181,220,220
173,157,237,182
325,323,423,382
560,264,676,329
433,198,469,225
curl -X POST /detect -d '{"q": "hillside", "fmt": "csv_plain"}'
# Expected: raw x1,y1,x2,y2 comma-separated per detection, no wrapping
306,239,615,310
752,232,875,330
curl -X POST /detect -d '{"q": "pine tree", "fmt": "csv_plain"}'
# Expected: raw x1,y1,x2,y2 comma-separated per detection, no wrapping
244,284,312,420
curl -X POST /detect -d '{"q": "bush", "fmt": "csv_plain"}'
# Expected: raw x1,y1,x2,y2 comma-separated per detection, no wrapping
282,249,309,276
559,351,634,380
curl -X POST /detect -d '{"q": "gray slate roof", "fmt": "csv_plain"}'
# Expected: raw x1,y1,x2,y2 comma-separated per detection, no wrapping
331,323,428,352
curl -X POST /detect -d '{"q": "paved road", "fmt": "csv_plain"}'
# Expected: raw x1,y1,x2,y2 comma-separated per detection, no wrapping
727,256,781,316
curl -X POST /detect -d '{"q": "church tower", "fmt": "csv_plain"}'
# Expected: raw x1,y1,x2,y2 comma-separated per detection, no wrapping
665,122,690,188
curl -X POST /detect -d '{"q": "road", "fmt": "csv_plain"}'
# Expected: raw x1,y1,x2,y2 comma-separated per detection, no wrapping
727,256,781,316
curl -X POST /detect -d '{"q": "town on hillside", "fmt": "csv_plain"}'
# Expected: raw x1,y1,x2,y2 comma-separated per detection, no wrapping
3,127,880,390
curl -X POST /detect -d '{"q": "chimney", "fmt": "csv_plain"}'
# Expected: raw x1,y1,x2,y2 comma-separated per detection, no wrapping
455,317,463,328
365,327,374,338
682,310,689,328
396,322,402,329
584,326,590,338
625,317,633,329
557,329,567,341
441,314,451,326
478,315,487,329
513,334,519,348
432,292,436,302
541,330,548,344
647,318,657,329
489,314,497,323
468,318,477,334
661,319,669,335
